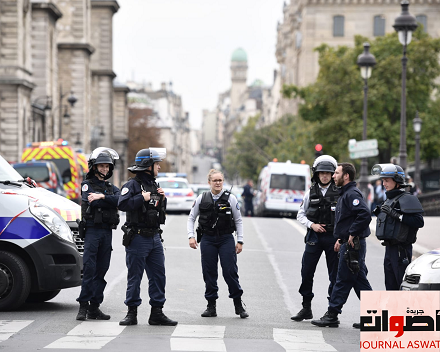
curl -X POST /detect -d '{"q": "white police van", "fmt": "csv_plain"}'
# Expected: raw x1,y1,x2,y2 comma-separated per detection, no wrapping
0,154,83,310
254,160,311,217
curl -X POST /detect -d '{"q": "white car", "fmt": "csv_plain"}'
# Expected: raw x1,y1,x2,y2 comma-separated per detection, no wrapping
157,177,196,214
400,248,440,290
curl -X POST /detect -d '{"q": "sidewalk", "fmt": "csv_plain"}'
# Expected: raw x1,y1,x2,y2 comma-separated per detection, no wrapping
369,216,440,258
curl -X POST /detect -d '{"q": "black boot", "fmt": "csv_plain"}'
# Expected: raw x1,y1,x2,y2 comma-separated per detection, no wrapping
76,301,89,321
119,306,138,326
87,303,111,320
233,297,249,319
311,310,340,327
201,300,217,317
148,306,178,326
291,303,313,321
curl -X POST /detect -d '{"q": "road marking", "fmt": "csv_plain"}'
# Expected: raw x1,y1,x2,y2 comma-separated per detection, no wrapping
252,218,298,315
273,328,337,352
170,325,226,351
44,322,126,350
283,218,306,237
0,320,33,342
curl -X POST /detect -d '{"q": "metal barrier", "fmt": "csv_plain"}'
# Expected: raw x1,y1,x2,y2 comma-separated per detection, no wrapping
418,190,440,216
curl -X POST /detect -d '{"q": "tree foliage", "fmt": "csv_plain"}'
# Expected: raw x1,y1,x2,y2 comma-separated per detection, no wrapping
283,29,440,166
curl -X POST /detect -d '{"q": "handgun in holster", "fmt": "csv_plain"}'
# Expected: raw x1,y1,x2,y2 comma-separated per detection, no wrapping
76,205,90,239
344,236,360,274
196,227,202,243
122,225,135,247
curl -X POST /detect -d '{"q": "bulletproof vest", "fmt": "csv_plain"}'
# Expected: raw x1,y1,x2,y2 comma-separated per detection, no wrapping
376,192,422,244
198,190,236,235
126,177,165,228
305,182,339,232
81,179,119,226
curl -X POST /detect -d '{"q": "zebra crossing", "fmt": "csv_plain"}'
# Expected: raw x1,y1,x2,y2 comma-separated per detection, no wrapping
0,320,336,351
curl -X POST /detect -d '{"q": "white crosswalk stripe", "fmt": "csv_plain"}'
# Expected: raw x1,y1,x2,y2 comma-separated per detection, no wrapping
0,320,33,342
44,321,126,350
273,328,337,352
170,325,226,351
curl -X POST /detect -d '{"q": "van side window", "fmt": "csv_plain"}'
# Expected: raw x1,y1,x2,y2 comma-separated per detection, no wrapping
270,174,305,190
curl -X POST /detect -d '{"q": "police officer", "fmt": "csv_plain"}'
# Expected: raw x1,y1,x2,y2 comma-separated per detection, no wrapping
118,148,177,326
291,155,339,322
76,147,121,321
372,164,424,290
187,169,248,318
311,163,372,328
241,179,254,217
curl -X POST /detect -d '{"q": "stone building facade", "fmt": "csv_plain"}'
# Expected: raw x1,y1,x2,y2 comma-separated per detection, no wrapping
0,0,129,166
276,0,440,117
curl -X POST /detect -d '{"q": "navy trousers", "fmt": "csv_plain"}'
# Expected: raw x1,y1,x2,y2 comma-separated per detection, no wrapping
77,227,112,305
299,232,338,303
384,243,412,290
200,234,243,301
329,239,372,314
124,233,166,307
244,200,254,217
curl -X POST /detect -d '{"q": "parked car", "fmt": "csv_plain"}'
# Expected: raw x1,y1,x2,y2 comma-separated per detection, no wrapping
190,183,211,197
401,248,440,290
157,176,196,214
13,161,67,197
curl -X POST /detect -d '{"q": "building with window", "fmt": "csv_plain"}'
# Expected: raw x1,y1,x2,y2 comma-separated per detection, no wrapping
276,0,440,117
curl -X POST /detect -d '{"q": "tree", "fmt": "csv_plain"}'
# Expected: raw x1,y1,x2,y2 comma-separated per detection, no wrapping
282,29,440,165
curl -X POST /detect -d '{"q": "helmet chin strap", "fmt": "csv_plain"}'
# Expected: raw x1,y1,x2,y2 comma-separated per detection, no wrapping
319,180,332,187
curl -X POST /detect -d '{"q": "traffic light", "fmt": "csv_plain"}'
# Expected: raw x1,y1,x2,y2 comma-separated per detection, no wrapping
315,144,323,158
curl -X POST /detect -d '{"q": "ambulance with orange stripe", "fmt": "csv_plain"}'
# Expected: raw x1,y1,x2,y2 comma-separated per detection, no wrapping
21,140,83,203
254,160,311,217
0,154,83,311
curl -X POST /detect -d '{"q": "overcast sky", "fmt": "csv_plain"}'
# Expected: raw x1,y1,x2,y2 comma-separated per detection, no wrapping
113,0,286,130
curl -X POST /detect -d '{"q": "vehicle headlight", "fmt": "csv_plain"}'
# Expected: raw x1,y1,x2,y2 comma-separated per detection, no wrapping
29,201,73,243
431,258,440,269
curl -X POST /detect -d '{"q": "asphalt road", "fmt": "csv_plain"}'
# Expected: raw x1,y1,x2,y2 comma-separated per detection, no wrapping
1,214,390,352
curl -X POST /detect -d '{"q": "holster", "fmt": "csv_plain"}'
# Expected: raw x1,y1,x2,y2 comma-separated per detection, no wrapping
344,237,360,274
196,227,202,243
122,225,135,247
76,219,86,239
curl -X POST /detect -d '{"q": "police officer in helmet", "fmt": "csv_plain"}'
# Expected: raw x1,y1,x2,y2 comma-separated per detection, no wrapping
118,148,177,326
187,169,248,318
76,147,121,321
292,155,339,322
372,164,424,290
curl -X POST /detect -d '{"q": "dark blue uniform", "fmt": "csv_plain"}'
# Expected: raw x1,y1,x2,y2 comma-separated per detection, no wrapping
118,173,167,308
241,184,254,217
328,181,372,314
77,176,120,305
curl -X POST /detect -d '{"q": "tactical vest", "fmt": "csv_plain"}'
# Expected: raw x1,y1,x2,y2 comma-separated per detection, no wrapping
305,182,339,232
81,179,120,227
197,190,236,235
126,177,166,229
376,192,421,245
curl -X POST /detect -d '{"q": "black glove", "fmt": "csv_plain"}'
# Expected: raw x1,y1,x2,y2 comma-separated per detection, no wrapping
381,204,401,220
372,205,381,216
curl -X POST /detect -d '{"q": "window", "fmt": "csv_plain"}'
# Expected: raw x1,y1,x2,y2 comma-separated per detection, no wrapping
416,15,427,32
270,174,305,191
374,15,386,36
333,16,344,37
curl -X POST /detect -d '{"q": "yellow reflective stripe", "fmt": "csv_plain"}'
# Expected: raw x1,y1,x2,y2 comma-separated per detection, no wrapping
22,149,32,160
59,210,68,220
44,148,60,159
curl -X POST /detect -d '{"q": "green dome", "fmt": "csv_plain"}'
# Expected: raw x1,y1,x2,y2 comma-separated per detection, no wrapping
231,48,247,62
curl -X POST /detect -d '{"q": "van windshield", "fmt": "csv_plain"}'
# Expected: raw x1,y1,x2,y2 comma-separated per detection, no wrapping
270,174,305,191
45,158,71,184
0,156,24,181
13,165,50,182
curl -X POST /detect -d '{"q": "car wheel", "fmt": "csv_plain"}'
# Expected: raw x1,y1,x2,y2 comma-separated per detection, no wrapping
26,290,61,303
0,251,31,311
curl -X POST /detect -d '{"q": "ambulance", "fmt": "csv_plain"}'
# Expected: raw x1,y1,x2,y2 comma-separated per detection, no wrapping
0,154,83,310
21,140,83,203
254,160,311,217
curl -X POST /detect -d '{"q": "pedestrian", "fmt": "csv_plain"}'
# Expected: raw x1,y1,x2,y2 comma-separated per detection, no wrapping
118,148,177,326
187,169,248,318
311,163,372,329
372,164,424,290
371,179,385,212
76,147,121,321
241,179,255,217
406,176,421,196
291,155,339,322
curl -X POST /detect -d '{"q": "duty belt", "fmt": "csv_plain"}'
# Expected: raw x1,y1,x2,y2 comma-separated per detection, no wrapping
132,227,162,237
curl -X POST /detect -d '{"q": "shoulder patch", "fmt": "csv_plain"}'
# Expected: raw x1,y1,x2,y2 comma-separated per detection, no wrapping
192,200,196,208
121,187,129,196
353,199,360,206
82,184,88,192
236,202,240,210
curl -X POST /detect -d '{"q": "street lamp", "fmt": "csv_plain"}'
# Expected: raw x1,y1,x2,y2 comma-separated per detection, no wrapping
393,0,418,172
357,42,376,198
58,88,77,138
413,111,422,193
